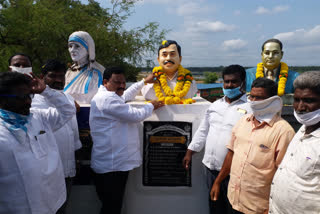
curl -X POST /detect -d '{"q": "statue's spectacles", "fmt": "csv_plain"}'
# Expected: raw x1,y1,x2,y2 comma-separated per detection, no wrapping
0,94,34,100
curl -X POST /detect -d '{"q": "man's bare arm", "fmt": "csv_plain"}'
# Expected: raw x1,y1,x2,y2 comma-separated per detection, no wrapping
210,149,234,201
182,149,195,170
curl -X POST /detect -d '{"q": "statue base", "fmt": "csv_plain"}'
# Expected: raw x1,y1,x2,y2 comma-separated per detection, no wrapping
122,96,210,214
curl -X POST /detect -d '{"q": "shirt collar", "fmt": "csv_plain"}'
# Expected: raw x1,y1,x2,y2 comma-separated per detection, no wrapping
263,66,279,74
100,85,113,94
222,93,247,105
247,113,279,127
99,85,106,91
100,85,124,98
166,71,178,81
300,125,320,138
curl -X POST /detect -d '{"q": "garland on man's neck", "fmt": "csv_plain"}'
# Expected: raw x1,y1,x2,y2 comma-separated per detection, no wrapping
153,65,195,105
256,62,289,96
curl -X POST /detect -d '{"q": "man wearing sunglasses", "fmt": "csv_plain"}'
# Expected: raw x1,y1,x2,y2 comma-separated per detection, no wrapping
0,72,76,214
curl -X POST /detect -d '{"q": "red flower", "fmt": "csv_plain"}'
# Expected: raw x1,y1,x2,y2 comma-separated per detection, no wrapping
177,75,185,82
279,73,288,78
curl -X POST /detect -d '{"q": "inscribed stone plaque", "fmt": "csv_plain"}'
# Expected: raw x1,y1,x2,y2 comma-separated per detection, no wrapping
143,121,192,186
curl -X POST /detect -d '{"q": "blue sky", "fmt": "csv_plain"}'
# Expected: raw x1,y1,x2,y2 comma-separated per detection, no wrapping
84,0,320,67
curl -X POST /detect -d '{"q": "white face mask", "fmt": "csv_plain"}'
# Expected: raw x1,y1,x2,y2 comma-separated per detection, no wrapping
68,41,88,64
294,109,320,126
9,66,32,77
248,95,282,123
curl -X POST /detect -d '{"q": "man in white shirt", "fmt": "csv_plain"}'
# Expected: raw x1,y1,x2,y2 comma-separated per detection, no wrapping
0,72,76,214
269,71,320,214
90,66,164,214
31,59,82,214
183,65,251,214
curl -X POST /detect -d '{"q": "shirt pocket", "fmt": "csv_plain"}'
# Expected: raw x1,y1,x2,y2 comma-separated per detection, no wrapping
247,144,274,169
291,147,318,178
30,133,48,159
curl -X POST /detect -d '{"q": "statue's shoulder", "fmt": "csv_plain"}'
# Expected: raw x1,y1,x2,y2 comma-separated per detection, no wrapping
245,67,257,76
288,69,299,78
283,69,299,94
245,67,257,92
285,69,299,88
92,62,105,73
245,67,257,73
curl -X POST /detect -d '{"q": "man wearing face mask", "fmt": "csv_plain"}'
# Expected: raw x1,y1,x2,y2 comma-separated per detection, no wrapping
0,72,76,214
210,78,295,214
31,59,82,214
246,39,299,96
182,65,251,214
8,53,33,76
141,40,198,103
269,71,320,214
64,31,105,104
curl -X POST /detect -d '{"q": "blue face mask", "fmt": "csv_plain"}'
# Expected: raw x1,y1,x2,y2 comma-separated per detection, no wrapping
223,86,242,99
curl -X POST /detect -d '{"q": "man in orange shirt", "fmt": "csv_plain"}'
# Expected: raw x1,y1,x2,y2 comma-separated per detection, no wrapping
210,77,295,214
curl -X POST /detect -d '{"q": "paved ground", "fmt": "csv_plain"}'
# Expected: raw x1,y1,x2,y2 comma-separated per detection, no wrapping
66,185,100,214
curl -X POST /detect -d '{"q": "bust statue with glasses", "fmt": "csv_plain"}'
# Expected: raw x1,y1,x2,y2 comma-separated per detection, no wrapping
245,38,299,96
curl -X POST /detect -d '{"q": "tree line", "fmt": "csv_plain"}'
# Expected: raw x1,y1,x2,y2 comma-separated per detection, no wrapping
0,0,165,81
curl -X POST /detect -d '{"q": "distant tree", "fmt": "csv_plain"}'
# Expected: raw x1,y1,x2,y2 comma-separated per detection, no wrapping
204,72,218,83
289,66,320,73
0,0,165,81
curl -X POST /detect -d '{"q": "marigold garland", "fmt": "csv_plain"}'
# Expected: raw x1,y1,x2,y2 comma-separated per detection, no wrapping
256,62,288,96
152,65,196,105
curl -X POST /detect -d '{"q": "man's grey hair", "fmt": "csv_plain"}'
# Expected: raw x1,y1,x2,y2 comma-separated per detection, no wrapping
293,71,320,94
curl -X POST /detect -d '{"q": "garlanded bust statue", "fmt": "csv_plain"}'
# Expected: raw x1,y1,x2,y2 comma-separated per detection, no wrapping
141,40,198,104
246,38,299,96
64,31,105,104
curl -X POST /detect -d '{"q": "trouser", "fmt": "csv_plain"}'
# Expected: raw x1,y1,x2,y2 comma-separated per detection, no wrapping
230,208,244,214
206,167,233,214
56,177,73,214
93,171,129,214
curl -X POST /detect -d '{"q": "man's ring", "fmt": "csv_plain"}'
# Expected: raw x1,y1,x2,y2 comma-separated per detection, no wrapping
153,77,157,81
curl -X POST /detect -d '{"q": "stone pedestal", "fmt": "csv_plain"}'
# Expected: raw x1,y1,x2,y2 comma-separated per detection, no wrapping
122,96,211,214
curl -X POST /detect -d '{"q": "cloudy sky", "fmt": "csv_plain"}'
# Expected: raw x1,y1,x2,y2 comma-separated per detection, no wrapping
89,0,320,67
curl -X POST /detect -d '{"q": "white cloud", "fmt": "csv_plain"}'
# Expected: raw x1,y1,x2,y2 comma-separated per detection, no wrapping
187,21,235,33
138,0,177,4
234,10,241,16
255,6,269,15
165,1,216,17
222,39,248,50
254,5,289,15
274,25,320,46
138,0,215,17
175,2,210,16
273,5,289,13
273,25,320,65
138,0,202,5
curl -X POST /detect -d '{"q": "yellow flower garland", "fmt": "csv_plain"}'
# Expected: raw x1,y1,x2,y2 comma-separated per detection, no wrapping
256,62,288,96
153,65,195,105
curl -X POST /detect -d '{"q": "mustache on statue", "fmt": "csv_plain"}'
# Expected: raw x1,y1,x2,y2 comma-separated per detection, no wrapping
164,60,175,65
